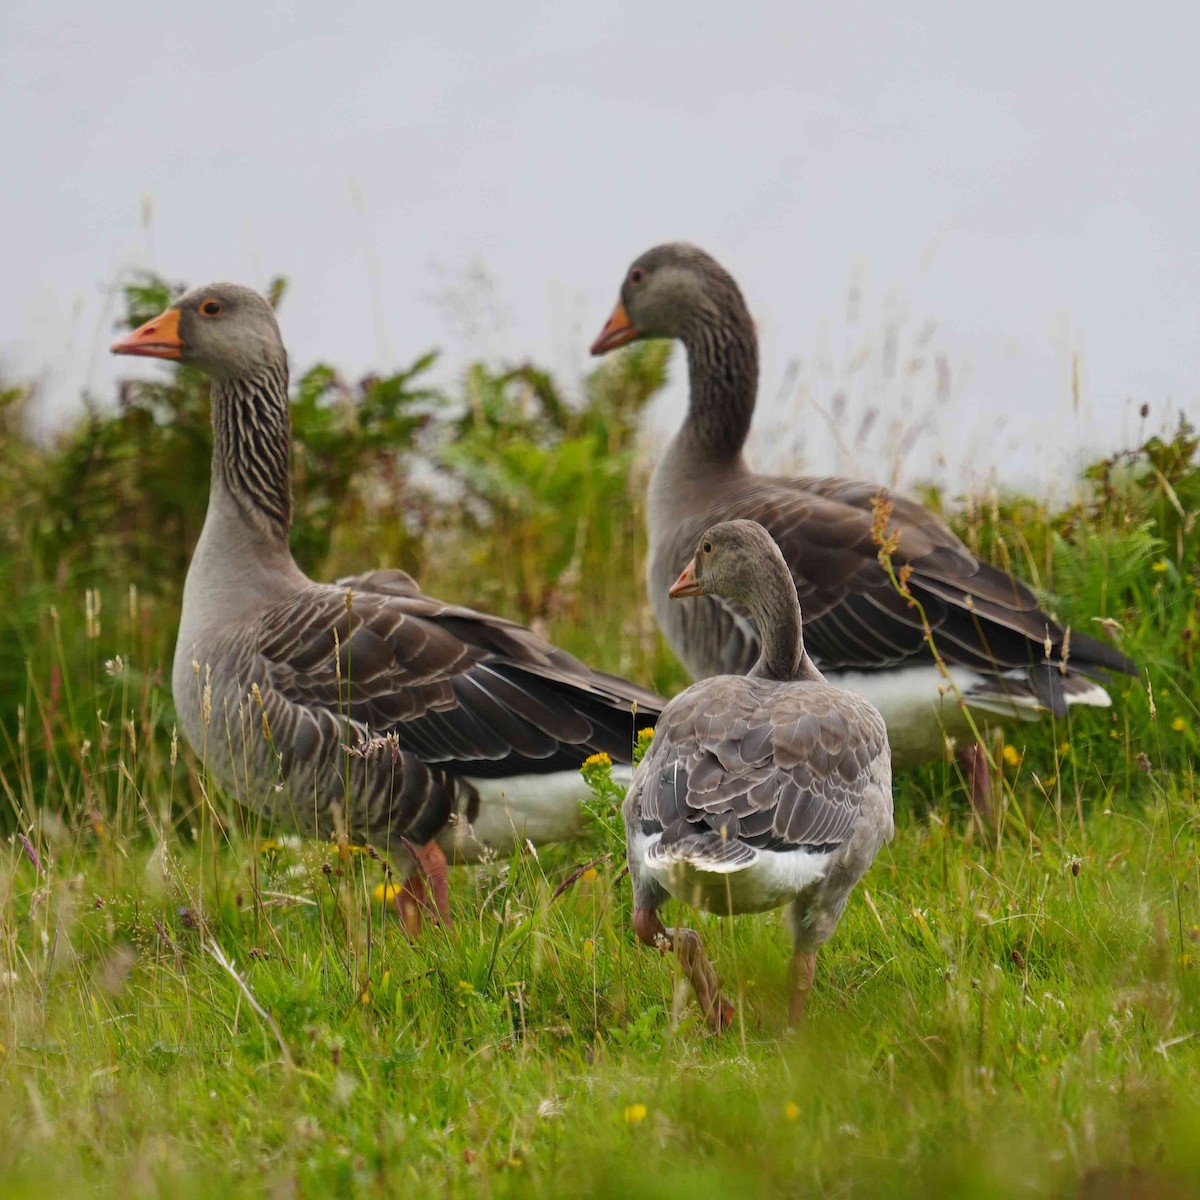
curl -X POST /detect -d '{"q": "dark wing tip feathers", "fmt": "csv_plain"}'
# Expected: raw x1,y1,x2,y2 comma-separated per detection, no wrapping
1060,626,1138,678
717,477,1140,682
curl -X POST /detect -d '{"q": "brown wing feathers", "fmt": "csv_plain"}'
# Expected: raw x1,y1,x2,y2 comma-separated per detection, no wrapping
679,476,1135,692
256,579,660,780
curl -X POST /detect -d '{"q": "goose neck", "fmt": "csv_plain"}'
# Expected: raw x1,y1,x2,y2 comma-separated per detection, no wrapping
679,301,758,463
210,364,293,546
744,565,817,684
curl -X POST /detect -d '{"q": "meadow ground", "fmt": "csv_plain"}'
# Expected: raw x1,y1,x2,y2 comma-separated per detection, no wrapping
1,286,1197,1196
1,560,1197,1198
0,735,1198,1198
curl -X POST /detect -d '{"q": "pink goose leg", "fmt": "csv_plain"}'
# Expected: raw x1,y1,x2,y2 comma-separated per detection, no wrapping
395,841,453,934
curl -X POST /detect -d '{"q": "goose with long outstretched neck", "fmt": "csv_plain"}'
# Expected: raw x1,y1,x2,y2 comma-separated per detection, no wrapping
591,244,1136,811
625,519,892,1030
112,283,663,926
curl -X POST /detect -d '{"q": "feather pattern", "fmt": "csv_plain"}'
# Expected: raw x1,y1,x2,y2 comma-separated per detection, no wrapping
630,676,889,866
188,570,661,851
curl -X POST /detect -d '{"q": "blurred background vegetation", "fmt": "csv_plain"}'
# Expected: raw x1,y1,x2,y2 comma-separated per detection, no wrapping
0,274,1196,839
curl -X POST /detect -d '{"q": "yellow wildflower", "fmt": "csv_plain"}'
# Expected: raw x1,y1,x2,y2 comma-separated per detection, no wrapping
583,752,612,768
582,867,599,882
623,1103,648,1124
784,1101,800,1121
373,880,402,904
1002,745,1020,768
1152,560,1169,573
634,727,657,764
1172,717,1187,733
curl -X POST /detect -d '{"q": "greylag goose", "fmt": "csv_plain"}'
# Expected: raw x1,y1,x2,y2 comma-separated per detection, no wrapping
625,519,892,1030
112,283,663,925
592,244,1136,810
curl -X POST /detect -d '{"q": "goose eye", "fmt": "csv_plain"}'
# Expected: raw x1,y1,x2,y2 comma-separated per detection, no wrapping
701,540,713,554
200,299,223,317
629,268,644,285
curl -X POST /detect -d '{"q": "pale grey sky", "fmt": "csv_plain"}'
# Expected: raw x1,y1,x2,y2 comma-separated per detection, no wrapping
4,1,1198,494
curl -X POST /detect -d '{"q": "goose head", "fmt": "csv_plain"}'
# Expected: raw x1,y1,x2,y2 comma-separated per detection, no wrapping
670,519,807,681
590,243,747,355
668,519,787,606
111,283,285,380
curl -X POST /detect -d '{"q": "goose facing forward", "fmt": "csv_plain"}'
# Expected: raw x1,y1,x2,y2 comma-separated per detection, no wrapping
112,284,663,924
625,519,893,1031
592,243,1136,808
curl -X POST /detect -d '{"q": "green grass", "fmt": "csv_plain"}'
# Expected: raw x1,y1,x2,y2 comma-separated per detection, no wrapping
1,705,1198,1197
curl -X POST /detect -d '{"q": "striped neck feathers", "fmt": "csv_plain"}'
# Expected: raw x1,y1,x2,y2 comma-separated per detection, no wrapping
210,363,292,542
679,285,759,464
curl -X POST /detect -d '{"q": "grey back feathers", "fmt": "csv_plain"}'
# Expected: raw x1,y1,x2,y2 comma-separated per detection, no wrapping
633,673,890,867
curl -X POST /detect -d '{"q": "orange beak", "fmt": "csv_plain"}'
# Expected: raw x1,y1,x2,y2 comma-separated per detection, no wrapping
589,300,638,355
110,307,183,359
668,558,702,599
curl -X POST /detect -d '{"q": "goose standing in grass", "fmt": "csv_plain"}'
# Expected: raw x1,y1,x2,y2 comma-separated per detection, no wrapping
625,519,892,1030
112,283,663,926
592,244,1136,812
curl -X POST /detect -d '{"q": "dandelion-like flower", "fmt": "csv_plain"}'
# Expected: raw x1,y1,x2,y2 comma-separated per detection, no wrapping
783,1101,800,1121
622,1103,647,1124
1002,745,1020,768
